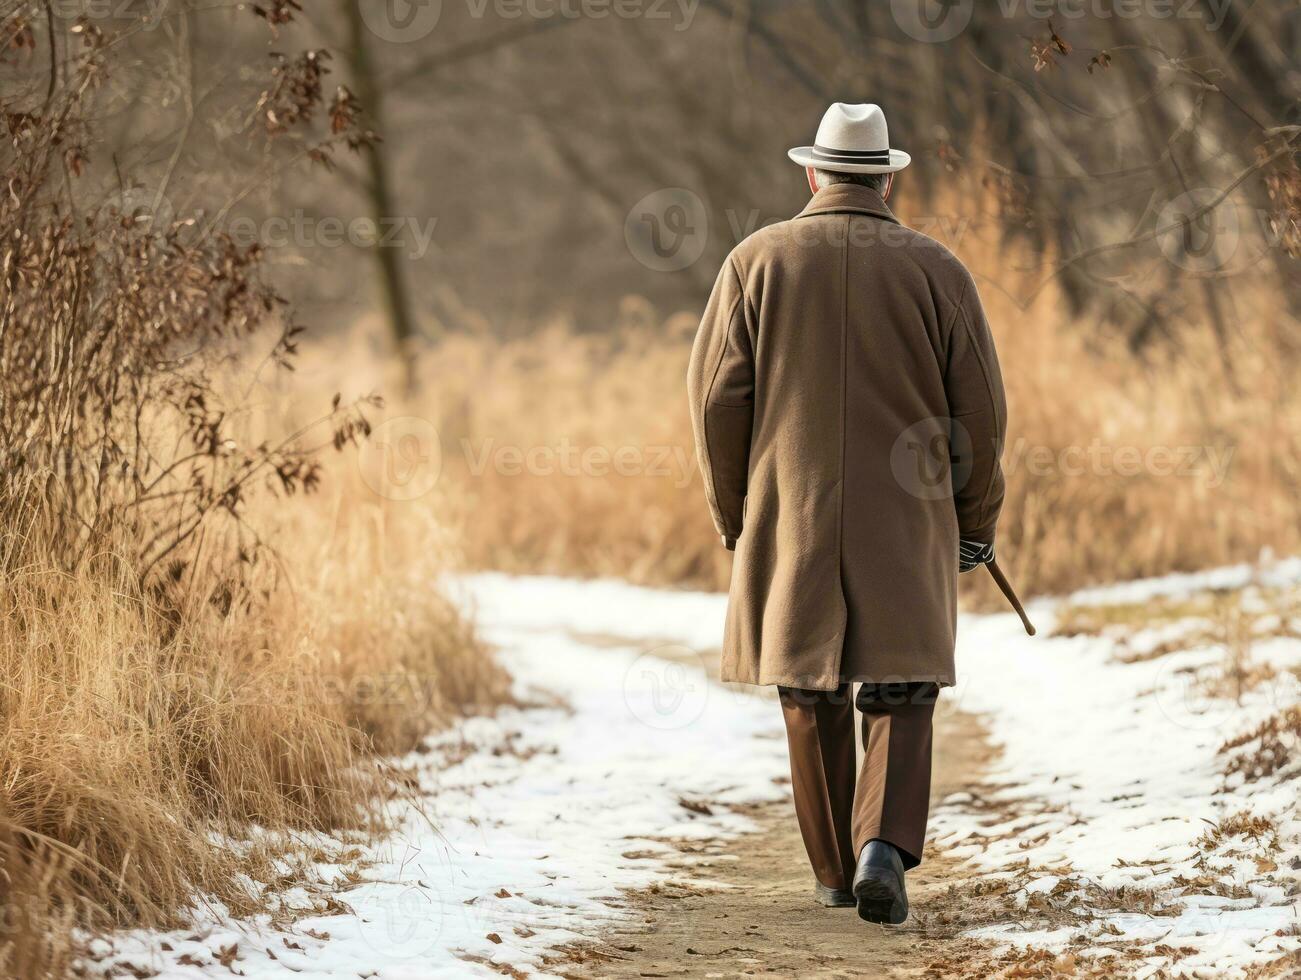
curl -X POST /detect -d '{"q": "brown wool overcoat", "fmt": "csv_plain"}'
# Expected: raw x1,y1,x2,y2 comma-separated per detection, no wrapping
687,183,1007,690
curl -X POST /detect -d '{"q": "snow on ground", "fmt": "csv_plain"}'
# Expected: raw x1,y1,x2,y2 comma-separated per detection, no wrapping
84,576,784,979
85,562,1299,978
933,557,1301,977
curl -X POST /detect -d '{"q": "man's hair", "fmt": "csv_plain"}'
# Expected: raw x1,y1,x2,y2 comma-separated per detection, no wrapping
813,169,889,194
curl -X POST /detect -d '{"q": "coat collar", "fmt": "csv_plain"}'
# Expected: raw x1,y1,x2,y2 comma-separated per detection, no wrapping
795,183,900,225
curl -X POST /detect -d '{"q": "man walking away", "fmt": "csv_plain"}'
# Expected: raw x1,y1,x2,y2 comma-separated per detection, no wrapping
687,102,1015,924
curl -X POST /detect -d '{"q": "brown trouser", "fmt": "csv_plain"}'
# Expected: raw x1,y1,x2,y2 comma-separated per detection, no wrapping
778,682,939,890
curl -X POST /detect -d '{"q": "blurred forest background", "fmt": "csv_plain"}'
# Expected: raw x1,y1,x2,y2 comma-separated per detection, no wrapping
46,0,1297,337
0,0,1297,972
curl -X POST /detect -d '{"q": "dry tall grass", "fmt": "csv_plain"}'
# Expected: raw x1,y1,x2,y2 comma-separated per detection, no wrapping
1,22,510,973
352,200,1300,605
0,445,508,976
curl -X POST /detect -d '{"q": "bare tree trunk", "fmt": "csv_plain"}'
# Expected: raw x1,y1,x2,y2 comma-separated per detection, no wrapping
341,0,420,392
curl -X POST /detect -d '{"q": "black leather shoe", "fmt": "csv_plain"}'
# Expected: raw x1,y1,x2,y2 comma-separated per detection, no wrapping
813,881,856,908
852,840,908,924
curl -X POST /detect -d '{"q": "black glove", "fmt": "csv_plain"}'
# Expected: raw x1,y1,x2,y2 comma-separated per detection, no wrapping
958,539,994,573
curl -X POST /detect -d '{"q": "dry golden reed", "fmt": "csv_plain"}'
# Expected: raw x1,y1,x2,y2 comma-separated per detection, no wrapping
0,28,506,970
370,225,1299,606
0,425,507,977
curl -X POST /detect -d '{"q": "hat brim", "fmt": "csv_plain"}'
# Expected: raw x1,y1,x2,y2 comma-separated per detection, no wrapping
787,146,911,174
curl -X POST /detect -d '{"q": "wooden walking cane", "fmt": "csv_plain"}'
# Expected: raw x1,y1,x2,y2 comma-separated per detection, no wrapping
985,559,1036,636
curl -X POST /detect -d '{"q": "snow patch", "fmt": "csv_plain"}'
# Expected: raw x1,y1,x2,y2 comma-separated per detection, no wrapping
934,560,1301,977
83,576,781,979
83,563,1300,978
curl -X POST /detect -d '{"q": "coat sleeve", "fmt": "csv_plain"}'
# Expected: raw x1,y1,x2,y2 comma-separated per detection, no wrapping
687,256,754,550
944,276,1007,546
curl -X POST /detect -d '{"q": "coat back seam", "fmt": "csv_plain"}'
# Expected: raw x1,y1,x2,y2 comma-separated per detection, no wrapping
834,215,850,680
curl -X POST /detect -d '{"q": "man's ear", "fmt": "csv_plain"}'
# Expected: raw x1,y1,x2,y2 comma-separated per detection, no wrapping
883,172,895,202
806,167,818,195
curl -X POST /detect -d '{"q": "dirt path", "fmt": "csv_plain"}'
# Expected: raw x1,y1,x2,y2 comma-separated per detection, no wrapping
553,691,998,978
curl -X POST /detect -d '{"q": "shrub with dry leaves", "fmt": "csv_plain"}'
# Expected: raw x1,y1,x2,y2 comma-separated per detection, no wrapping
0,4,505,974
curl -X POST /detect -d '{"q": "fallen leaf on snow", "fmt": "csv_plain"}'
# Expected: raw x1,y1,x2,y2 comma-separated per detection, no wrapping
677,797,713,816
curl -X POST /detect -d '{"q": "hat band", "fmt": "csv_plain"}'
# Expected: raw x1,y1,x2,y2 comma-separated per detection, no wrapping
811,145,892,164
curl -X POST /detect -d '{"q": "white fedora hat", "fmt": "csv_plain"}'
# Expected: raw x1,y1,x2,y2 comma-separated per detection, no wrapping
788,103,911,174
